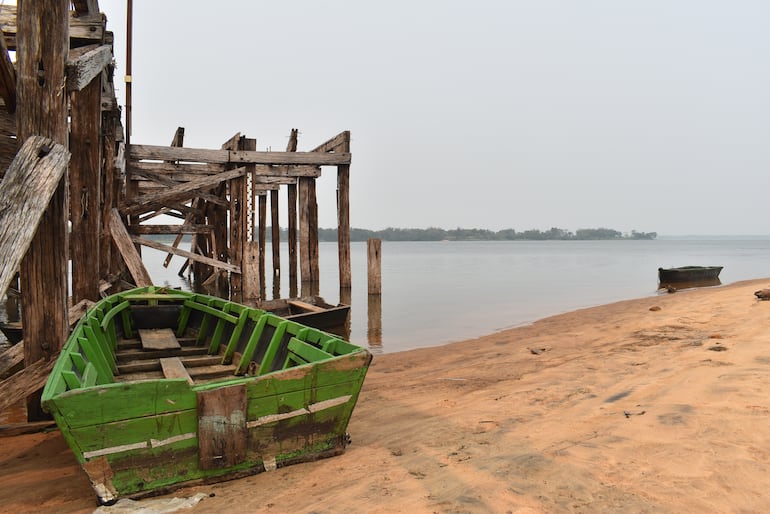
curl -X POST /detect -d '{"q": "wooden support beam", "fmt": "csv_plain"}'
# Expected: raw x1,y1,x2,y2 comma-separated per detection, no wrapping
17,0,70,419
130,224,213,235
270,189,280,291
132,235,240,274
298,177,319,286
0,22,15,114
287,183,298,298
121,166,246,215
109,208,153,287
72,0,100,16
0,137,69,299
311,130,350,153
66,44,112,92
258,194,267,299
335,132,352,289
129,144,350,166
0,356,56,414
70,74,102,303
242,242,259,302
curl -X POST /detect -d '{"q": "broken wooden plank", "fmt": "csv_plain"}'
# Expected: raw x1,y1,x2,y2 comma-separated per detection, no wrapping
129,144,350,166
108,208,154,287
0,420,57,437
0,136,70,298
0,20,15,114
160,357,194,385
0,343,23,379
139,328,180,351
121,166,246,216
129,224,213,235
198,385,247,469
310,130,350,153
0,356,56,413
287,300,325,313
131,235,240,274
66,44,112,92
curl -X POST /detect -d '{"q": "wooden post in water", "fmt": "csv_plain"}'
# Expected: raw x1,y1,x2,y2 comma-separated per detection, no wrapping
287,183,298,297
367,238,382,295
298,175,320,295
258,194,267,300
17,0,70,421
337,131,352,290
270,189,280,299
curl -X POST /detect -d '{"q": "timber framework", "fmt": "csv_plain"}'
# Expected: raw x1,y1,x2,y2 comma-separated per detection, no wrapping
0,1,352,422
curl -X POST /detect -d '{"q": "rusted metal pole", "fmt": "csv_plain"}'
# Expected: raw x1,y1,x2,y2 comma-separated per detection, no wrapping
125,0,133,145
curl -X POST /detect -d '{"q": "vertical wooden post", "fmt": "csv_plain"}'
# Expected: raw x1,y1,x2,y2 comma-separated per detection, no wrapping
100,82,120,280
298,176,320,294
17,0,70,421
242,242,259,303
230,137,255,299
367,293,383,350
258,194,267,300
70,76,102,303
237,137,255,298
287,183,298,298
367,238,382,295
337,131,351,290
270,189,280,298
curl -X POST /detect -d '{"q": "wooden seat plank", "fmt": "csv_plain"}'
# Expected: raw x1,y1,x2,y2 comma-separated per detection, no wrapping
160,357,194,385
138,328,181,350
287,300,324,313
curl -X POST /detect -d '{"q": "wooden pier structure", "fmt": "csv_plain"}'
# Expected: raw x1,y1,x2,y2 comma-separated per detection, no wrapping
0,1,353,422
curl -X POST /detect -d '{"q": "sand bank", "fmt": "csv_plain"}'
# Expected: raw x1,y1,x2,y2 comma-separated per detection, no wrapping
3,278,770,513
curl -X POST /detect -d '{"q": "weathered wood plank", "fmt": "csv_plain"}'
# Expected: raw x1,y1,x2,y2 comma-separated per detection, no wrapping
129,144,350,166
129,224,212,235
0,20,15,114
17,0,70,421
310,130,350,153
0,137,69,299
197,385,247,469
131,235,240,274
337,131,352,289
0,343,23,379
0,420,57,437
70,74,102,303
121,166,246,216
0,357,56,413
139,328,181,351
160,357,194,385
72,0,99,16
108,208,154,287
66,44,112,92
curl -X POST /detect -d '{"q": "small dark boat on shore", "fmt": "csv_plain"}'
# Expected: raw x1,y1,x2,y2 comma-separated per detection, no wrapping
658,266,723,283
260,296,350,334
0,321,22,344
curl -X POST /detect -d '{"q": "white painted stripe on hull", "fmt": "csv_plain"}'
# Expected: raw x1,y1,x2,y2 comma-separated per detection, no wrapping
83,432,197,460
81,395,352,460
247,395,352,429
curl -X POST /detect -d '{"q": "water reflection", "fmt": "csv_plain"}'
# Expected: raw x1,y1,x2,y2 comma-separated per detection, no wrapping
657,277,722,292
367,294,382,352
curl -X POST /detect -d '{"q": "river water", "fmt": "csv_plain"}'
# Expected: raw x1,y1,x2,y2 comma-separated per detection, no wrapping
4,237,770,354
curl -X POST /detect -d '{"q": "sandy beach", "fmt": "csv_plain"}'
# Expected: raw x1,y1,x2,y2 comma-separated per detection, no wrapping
4,278,770,513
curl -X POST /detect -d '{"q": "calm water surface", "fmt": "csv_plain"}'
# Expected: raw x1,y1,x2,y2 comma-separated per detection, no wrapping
4,238,770,354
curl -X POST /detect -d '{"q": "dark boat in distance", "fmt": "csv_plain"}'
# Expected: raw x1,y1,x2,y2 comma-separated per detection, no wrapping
0,321,22,344
658,266,723,283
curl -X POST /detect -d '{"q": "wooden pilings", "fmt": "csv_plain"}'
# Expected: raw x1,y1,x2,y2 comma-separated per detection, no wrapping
368,238,382,295
17,0,70,421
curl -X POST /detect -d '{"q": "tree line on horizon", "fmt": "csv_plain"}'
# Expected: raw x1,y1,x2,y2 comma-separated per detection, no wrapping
152,227,657,244
321,227,657,242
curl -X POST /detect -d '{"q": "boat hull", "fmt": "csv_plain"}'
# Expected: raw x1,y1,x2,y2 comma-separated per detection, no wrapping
41,287,371,504
658,266,723,283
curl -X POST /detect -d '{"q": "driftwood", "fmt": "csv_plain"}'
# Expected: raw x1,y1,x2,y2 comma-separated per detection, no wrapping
0,136,70,298
0,356,56,413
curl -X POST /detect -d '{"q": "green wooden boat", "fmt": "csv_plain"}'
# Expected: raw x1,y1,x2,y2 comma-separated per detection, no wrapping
41,286,372,504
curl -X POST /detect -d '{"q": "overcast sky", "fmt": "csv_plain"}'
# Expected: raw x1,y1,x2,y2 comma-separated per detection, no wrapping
101,1,770,236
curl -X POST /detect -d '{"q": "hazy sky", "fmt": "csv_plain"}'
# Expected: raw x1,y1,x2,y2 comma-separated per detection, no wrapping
101,1,770,235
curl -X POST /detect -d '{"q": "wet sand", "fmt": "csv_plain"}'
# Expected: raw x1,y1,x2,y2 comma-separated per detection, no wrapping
3,278,770,513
